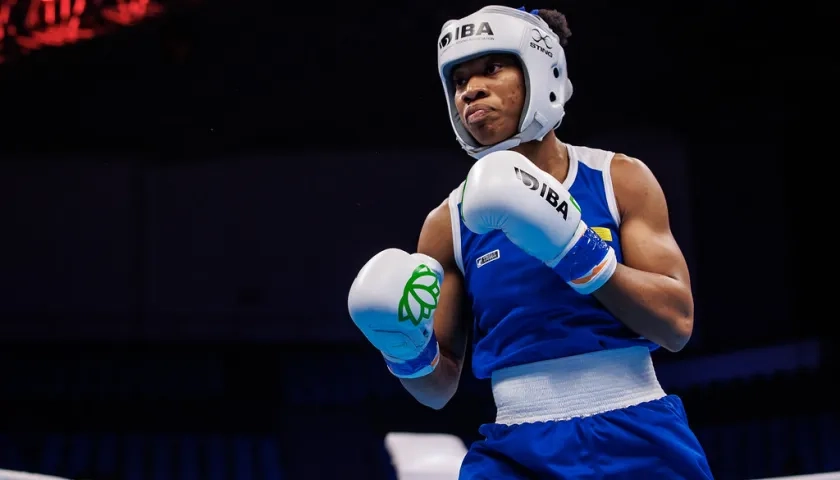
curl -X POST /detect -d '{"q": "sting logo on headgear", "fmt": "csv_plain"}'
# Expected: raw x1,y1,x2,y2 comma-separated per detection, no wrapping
438,22,494,50
529,28,553,58
531,29,552,48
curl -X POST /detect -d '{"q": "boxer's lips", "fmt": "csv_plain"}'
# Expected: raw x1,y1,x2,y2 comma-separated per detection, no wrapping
465,104,493,125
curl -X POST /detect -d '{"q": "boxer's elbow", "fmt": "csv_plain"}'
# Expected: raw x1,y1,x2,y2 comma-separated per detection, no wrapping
401,377,458,410
653,281,694,352
419,392,455,411
661,311,693,352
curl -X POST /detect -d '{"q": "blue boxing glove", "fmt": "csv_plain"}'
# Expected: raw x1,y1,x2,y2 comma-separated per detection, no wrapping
461,151,617,294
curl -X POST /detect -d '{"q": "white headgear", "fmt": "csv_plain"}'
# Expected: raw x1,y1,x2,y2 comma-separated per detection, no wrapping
437,6,573,159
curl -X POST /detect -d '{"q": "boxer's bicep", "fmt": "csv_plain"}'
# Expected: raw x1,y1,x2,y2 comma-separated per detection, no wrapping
417,199,470,369
613,154,690,286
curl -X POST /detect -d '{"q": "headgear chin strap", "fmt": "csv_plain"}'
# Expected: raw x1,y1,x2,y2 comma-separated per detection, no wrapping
437,5,573,159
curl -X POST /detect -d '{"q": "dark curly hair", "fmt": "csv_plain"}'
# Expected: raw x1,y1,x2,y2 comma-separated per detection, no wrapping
535,9,572,46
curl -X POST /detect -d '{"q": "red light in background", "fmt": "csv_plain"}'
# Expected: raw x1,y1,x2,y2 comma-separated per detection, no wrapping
0,0,167,63
101,0,162,26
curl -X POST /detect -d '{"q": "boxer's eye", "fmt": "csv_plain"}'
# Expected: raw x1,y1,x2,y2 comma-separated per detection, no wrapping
485,63,502,76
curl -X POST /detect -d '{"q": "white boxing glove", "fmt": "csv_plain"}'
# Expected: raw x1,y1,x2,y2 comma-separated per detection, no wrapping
347,248,444,378
461,151,617,294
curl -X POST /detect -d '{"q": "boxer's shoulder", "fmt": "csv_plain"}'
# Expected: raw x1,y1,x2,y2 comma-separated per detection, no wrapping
418,197,456,270
424,197,452,232
608,153,664,219
610,153,645,173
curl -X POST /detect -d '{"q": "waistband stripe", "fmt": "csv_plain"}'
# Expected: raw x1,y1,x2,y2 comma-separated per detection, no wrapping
491,347,666,425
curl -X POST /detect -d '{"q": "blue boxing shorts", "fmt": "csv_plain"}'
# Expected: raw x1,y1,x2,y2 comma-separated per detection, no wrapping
459,348,713,479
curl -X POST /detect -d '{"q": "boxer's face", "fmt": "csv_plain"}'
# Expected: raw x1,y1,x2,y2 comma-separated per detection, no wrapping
452,54,525,146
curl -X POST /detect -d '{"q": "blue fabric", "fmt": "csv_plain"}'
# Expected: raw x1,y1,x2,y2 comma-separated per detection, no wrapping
459,396,713,479
516,6,540,15
460,160,657,380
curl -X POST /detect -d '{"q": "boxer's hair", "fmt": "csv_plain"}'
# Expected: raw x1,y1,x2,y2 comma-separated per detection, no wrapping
536,9,571,46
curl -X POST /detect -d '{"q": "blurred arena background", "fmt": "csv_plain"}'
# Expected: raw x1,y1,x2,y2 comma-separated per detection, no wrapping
0,0,815,479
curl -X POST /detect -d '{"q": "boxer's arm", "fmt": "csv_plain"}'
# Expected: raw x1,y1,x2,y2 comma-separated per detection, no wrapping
399,199,469,410
592,155,694,352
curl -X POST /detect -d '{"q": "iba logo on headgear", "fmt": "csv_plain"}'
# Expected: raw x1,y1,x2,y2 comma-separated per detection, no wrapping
438,22,495,50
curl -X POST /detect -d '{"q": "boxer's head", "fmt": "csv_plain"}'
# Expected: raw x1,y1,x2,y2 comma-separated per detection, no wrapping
437,7,573,159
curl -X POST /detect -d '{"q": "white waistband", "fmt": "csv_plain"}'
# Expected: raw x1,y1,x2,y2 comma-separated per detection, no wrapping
491,347,666,425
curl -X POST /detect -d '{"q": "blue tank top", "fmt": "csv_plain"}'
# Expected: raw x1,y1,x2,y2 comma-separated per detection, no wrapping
447,144,658,379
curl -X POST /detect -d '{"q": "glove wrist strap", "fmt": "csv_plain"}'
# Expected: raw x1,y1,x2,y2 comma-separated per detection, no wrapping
550,224,617,295
384,333,441,379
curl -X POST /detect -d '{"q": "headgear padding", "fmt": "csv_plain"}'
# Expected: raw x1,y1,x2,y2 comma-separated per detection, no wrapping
437,6,573,159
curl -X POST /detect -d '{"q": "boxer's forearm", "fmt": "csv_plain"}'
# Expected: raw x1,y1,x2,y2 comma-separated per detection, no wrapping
593,263,693,352
399,353,462,410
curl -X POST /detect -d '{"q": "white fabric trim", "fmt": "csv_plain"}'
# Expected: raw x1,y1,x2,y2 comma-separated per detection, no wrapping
447,183,465,275
602,154,622,226
491,347,665,425
566,143,620,226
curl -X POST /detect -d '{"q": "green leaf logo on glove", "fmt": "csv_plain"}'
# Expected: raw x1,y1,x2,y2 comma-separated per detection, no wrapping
398,264,441,326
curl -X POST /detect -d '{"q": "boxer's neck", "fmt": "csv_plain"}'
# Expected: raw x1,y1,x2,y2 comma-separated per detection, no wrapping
512,132,570,183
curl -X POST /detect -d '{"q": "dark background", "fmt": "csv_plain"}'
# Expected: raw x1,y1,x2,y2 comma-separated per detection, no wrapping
0,0,818,479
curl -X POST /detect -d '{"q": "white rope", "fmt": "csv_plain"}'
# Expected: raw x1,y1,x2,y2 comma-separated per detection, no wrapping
752,474,840,480
0,470,72,480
